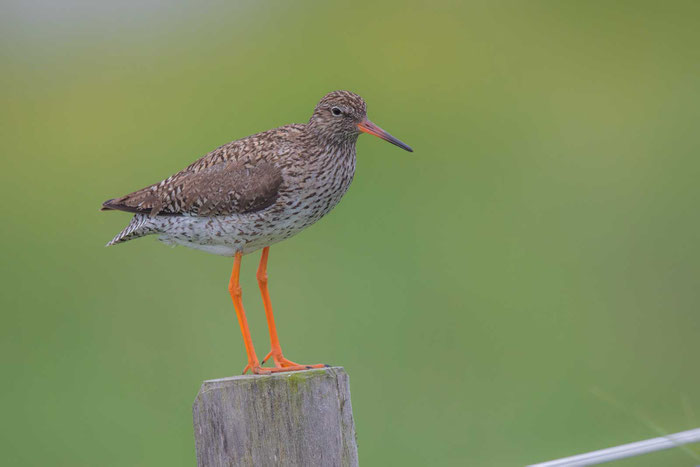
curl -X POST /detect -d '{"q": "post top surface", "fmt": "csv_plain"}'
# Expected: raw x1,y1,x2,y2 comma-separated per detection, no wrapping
202,366,346,384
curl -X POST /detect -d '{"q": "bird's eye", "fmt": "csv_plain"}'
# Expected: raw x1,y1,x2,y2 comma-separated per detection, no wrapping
331,107,343,116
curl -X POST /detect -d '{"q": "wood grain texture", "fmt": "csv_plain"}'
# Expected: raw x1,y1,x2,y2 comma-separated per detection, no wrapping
193,367,358,467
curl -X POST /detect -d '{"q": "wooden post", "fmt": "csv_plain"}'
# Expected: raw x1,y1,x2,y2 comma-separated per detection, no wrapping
193,367,359,467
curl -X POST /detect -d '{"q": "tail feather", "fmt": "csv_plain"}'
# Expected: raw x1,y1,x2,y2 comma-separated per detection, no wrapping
106,214,157,246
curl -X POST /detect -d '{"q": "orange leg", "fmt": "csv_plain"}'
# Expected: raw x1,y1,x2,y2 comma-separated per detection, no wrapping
228,252,269,375
257,247,326,371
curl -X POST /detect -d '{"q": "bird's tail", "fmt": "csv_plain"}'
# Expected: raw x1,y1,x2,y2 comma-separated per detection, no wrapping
106,214,157,246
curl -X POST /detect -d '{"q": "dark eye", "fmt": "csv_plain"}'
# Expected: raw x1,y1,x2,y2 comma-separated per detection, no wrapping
331,106,342,116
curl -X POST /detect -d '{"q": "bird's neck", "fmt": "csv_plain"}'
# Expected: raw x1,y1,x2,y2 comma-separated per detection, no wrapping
305,125,359,156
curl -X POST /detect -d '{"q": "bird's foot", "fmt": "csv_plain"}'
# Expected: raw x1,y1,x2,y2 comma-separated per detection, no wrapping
241,350,327,374
242,361,327,375
262,349,326,369
239,350,326,374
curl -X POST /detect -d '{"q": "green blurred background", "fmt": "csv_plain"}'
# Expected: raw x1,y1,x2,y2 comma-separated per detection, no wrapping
2,1,700,465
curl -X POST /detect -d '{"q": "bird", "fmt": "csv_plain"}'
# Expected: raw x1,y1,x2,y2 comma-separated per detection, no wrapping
102,90,412,375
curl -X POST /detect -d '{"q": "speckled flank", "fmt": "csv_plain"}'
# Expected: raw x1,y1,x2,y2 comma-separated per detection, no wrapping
102,91,400,256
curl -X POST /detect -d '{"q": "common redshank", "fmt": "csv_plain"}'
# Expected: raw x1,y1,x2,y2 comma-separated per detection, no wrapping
102,90,412,374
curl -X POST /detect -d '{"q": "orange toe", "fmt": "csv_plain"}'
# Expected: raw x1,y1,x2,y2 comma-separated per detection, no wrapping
261,350,326,371
248,364,325,374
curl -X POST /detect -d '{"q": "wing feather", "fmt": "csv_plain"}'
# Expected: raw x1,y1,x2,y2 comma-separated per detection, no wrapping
101,159,283,217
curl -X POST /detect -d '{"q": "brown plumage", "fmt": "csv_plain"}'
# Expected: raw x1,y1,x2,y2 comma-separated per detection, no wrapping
102,90,412,375
102,159,283,217
102,90,412,256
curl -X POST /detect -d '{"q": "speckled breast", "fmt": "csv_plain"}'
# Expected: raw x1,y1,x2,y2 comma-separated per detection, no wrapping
249,148,357,248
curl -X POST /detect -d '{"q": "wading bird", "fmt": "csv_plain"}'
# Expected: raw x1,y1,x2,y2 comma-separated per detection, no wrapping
102,91,412,374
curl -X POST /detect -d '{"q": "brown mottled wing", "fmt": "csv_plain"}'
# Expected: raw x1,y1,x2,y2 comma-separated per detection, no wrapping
102,159,283,217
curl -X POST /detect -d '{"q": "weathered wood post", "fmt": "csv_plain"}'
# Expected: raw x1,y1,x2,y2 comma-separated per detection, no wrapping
193,367,358,467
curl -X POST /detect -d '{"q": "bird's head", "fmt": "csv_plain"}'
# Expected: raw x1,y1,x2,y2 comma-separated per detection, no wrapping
309,90,413,152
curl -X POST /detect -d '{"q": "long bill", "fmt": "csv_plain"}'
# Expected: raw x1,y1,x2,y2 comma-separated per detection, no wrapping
357,120,413,152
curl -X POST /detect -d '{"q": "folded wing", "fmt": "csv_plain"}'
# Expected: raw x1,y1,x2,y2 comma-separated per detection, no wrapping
102,159,283,217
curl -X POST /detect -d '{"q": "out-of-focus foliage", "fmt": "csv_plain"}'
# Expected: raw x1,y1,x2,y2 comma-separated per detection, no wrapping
2,1,699,465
